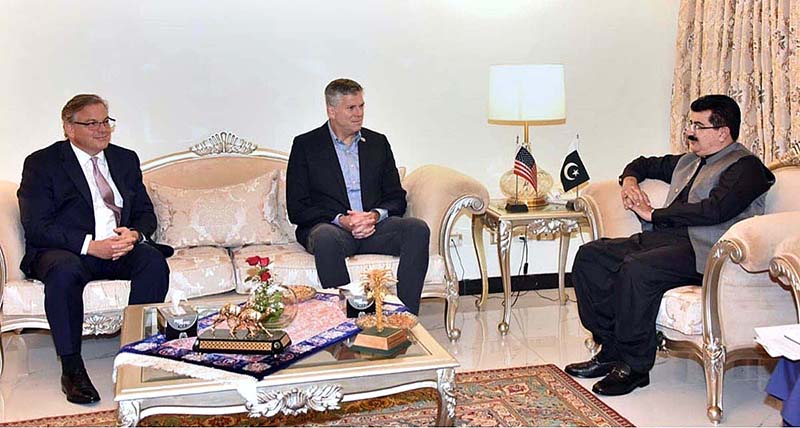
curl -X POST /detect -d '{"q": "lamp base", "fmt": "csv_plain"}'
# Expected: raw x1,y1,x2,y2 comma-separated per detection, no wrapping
505,201,529,213
500,169,554,209
524,196,548,207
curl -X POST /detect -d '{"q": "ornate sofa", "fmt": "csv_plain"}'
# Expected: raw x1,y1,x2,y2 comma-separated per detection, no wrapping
0,132,489,374
573,145,800,423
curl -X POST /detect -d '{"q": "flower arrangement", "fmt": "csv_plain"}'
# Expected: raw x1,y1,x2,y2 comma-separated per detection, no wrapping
245,255,285,325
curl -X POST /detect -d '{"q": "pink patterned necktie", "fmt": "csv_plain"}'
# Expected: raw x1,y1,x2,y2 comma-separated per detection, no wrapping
90,156,121,226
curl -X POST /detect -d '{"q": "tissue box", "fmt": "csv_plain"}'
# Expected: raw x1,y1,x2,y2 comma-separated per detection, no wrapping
157,304,198,340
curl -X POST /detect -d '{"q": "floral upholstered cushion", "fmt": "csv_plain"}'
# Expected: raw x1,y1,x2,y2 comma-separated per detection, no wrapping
656,285,702,335
149,171,292,248
3,279,131,316
2,246,235,317
166,246,237,297
231,243,447,295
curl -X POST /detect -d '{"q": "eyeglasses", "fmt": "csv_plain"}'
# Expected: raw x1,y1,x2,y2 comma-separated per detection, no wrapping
684,121,723,132
71,117,116,131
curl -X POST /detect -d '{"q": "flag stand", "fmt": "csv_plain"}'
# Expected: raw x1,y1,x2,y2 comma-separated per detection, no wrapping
505,137,530,213
560,133,590,206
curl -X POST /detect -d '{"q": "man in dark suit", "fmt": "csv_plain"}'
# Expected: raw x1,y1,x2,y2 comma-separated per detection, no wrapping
286,78,429,314
17,94,171,404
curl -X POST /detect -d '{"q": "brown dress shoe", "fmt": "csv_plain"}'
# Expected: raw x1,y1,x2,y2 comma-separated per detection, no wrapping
61,367,101,404
592,363,650,396
564,357,618,378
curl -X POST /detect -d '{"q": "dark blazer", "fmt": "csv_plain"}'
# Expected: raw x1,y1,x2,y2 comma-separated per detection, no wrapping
286,123,407,247
17,140,172,276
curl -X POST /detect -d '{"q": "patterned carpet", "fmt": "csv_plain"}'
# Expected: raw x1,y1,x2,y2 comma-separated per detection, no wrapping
0,364,633,427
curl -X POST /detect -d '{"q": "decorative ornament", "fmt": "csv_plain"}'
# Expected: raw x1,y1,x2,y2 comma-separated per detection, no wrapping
360,268,396,332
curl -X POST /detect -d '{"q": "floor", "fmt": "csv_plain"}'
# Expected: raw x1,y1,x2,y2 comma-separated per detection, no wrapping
0,289,784,426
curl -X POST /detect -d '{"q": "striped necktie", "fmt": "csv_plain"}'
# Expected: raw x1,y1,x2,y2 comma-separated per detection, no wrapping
90,156,121,226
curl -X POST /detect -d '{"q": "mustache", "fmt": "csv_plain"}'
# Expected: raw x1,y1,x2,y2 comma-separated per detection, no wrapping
686,135,698,142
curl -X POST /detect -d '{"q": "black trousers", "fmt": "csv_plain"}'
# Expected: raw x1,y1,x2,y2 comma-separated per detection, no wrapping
572,230,702,372
30,243,170,356
304,216,430,314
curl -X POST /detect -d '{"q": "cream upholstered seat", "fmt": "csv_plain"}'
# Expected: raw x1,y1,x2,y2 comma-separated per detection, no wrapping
0,132,489,375
573,148,800,423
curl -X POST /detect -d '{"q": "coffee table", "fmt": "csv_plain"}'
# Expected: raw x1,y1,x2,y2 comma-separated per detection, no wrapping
114,296,459,426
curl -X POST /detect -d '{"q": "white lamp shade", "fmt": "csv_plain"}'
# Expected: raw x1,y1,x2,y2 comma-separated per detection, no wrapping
488,64,566,123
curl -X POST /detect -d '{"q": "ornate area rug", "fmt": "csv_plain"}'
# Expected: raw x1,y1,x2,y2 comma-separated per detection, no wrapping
0,364,633,427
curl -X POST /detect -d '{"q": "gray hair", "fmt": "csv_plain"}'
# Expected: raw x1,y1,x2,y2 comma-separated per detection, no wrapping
324,79,363,107
61,94,109,138
62,94,108,122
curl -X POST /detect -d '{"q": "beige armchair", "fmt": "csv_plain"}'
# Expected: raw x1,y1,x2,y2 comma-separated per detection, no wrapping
573,149,800,423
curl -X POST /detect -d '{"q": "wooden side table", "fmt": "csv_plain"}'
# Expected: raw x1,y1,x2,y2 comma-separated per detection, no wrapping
471,200,591,334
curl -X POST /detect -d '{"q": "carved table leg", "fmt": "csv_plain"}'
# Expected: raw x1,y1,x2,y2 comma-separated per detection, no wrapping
472,214,489,310
496,220,512,335
118,400,141,427
557,223,570,305
436,368,456,426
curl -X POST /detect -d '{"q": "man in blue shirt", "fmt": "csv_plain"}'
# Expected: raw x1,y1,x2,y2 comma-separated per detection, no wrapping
286,78,429,314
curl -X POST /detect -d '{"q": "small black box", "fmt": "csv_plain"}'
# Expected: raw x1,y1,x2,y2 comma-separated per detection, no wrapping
157,305,198,340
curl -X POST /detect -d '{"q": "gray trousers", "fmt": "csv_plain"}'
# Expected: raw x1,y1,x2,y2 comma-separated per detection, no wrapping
304,216,430,314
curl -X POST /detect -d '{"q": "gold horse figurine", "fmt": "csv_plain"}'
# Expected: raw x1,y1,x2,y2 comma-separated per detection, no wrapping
209,303,243,336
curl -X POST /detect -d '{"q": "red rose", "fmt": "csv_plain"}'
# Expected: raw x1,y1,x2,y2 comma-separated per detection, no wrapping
246,256,260,266
259,257,270,267
260,271,271,282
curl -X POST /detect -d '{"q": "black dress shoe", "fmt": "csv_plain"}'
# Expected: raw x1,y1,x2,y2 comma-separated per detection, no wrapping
61,367,101,404
564,357,618,378
592,363,649,396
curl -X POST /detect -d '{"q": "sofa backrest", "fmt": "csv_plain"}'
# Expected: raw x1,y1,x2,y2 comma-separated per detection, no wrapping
0,181,24,283
766,166,800,214
142,134,295,248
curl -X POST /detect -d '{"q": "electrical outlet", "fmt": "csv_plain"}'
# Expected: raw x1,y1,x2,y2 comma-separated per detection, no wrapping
449,233,464,247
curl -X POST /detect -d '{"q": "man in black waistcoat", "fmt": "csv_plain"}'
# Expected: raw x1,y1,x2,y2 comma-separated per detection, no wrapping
565,95,774,396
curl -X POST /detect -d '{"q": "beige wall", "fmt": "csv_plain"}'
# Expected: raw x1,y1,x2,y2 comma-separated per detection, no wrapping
0,0,680,278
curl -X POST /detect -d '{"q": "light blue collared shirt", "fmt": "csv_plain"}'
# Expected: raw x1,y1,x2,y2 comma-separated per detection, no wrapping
327,122,387,227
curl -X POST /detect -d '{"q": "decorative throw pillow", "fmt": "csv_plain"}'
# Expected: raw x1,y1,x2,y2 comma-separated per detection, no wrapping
148,171,292,248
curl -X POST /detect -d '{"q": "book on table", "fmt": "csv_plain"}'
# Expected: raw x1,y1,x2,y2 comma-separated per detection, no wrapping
352,326,408,351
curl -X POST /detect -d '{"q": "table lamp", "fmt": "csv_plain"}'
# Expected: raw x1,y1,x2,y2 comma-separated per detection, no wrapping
489,64,566,211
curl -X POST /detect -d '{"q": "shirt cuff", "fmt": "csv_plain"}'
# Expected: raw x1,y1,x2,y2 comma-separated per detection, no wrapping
373,208,388,223
80,234,92,255
650,208,661,224
332,213,343,227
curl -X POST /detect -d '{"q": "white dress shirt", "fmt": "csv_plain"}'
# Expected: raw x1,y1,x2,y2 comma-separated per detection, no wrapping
69,143,124,254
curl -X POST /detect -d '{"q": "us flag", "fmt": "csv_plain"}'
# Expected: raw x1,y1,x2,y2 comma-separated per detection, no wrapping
514,145,537,191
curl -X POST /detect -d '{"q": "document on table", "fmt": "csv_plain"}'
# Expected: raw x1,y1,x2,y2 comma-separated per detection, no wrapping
755,324,800,361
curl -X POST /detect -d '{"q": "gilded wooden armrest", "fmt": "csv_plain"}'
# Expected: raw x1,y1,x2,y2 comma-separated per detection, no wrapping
702,214,800,355
716,211,800,273
770,237,800,319
403,165,489,255
403,165,488,284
